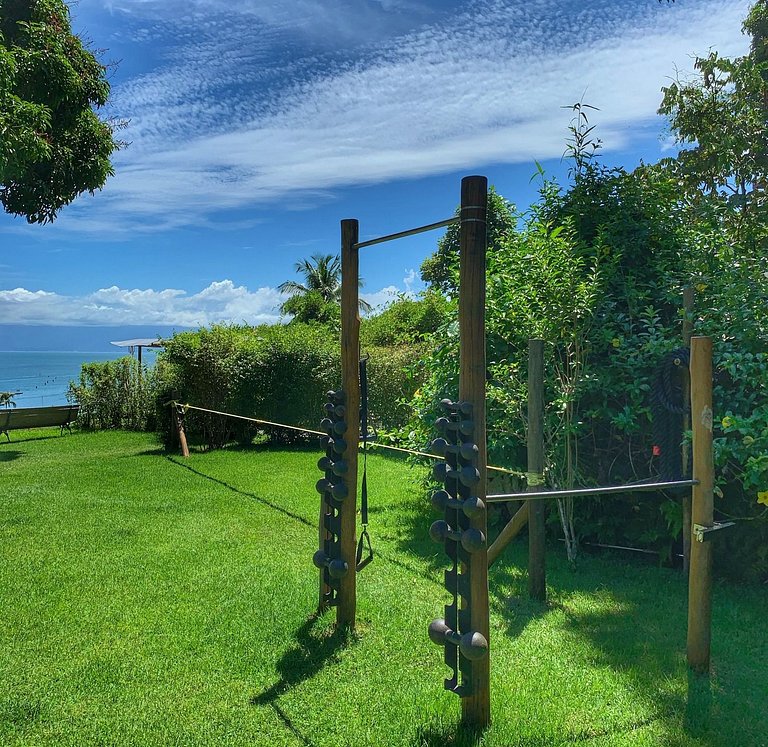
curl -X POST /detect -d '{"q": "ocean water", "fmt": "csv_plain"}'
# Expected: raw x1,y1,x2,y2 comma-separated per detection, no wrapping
0,350,159,408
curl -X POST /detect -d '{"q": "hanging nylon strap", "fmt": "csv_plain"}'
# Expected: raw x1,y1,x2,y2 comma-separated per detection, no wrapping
356,355,374,571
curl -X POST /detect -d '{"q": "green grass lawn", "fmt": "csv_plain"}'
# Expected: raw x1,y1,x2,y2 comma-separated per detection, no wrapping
1,430,766,746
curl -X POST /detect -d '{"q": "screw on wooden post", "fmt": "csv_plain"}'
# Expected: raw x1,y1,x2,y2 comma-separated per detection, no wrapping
458,175,490,729
337,218,360,630
527,339,546,602
687,336,713,674
681,286,695,573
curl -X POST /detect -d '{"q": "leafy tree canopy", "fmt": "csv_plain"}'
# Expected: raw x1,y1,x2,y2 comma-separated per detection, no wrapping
0,0,118,223
419,187,517,295
658,0,768,246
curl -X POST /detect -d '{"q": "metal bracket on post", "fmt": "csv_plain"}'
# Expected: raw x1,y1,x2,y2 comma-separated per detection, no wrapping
692,521,735,543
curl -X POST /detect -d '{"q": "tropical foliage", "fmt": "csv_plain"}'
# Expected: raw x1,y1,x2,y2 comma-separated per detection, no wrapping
68,357,160,431
0,390,18,408
0,0,119,222
278,253,372,323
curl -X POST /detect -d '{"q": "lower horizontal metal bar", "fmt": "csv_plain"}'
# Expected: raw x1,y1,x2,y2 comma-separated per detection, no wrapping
354,217,458,249
486,479,698,503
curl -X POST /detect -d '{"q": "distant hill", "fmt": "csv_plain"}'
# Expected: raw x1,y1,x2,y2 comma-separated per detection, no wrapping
0,325,191,352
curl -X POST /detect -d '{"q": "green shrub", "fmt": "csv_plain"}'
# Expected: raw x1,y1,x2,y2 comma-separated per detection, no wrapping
411,164,767,580
68,356,159,431
361,292,449,347
155,323,421,450
364,345,424,432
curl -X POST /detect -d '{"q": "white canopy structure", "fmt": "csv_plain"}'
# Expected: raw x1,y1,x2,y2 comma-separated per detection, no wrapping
110,338,164,365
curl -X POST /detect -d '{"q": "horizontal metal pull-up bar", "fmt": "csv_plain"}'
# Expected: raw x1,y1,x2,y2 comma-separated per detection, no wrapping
486,479,698,503
354,217,458,249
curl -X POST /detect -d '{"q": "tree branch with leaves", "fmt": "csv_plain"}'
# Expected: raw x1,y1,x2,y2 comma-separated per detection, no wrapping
0,0,121,223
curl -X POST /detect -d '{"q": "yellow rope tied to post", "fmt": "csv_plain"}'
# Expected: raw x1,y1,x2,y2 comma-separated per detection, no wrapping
526,472,546,487
164,401,526,477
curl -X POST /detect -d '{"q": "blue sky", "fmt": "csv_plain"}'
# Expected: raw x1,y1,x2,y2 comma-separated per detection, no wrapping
0,0,752,344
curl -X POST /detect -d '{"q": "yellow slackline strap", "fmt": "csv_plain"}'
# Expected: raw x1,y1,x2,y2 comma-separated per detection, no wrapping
181,404,326,436
173,402,527,477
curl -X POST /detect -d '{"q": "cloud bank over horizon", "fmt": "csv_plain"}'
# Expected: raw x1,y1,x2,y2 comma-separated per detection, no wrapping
0,278,412,327
43,0,750,236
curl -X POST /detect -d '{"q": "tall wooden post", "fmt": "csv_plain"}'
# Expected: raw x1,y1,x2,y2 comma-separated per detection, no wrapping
458,175,490,728
681,286,695,572
687,336,713,674
527,339,546,602
337,219,360,630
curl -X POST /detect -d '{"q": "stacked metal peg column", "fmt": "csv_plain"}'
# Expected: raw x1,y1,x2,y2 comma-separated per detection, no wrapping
428,398,489,697
315,389,349,608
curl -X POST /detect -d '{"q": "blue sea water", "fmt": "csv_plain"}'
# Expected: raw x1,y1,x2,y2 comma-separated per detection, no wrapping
0,350,159,408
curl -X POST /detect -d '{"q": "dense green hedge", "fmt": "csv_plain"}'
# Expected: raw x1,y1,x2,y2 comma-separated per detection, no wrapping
71,324,423,450
153,323,422,450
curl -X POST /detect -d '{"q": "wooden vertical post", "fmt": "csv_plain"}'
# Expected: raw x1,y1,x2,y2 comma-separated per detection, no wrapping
681,286,695,572
687,336,713,674
527,339,546,602
174,405,190,458
458,175,490,728
338,219,360,630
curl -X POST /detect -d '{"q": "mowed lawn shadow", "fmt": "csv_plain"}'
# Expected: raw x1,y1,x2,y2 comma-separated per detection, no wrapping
488,547,730,745
163,454,316,529
412,720,487,747
250,614,354,747
250,614,353,707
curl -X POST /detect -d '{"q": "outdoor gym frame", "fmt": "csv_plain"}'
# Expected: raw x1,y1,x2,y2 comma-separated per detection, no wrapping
315,175,490,725
318,174,719,729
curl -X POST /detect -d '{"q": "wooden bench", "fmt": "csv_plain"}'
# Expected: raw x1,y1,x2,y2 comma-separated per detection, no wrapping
0,404,80,441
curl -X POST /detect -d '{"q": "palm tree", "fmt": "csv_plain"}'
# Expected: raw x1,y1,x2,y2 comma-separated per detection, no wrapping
0,391,20,408
278,253,372,314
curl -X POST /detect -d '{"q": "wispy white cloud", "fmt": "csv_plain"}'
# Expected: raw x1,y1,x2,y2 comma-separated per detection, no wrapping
40,0,753,235
0,279,411,325
361,269,420,310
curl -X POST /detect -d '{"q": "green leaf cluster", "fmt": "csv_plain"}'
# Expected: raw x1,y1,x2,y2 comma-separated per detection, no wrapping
68,356,161,431
0,0,118,222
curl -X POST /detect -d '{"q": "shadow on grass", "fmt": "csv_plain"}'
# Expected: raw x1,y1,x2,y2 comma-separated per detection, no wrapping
165,456,316,529
135,447,166,457
0,434,62,445
685,670,713,739
250,613,354,747
251,613,353,706
0,694,43,730
0,449,22,462
412,720,487,747
495,555,725,745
